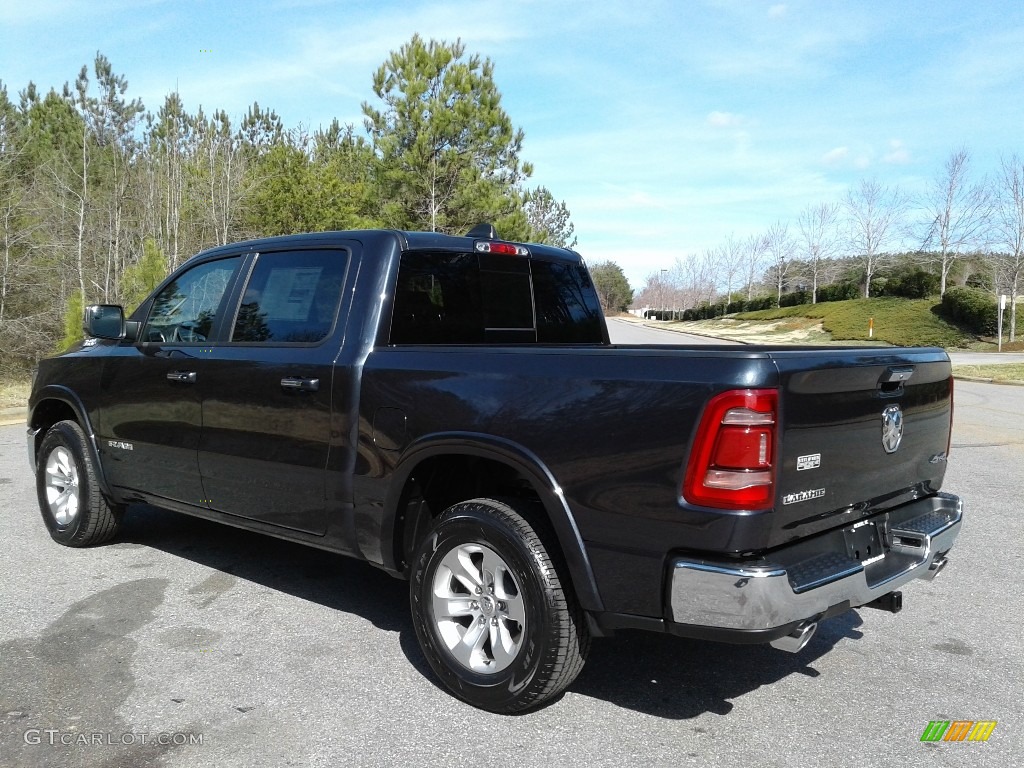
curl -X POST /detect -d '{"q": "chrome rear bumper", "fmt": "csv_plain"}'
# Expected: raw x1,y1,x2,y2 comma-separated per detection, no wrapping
668,492,962,634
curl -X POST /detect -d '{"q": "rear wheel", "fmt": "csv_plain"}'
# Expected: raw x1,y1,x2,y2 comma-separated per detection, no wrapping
410,497,590,713
36,420,122,546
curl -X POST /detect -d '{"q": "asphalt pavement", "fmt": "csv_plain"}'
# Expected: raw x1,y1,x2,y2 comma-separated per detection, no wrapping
1,378,1021,766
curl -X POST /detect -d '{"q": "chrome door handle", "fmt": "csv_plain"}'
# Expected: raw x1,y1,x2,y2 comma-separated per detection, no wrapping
281,377,319,392
166,370,197,384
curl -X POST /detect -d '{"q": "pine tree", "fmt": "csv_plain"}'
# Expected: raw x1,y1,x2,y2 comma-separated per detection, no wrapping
362,35,532,234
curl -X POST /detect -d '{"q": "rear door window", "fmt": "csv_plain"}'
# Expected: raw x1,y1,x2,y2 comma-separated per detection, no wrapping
231,249,348,344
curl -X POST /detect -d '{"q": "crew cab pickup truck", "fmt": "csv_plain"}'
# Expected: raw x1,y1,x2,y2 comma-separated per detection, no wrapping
26,226,962,712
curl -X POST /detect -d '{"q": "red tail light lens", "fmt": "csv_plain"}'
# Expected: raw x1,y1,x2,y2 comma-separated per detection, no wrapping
946,375,954,458
683,389,778,510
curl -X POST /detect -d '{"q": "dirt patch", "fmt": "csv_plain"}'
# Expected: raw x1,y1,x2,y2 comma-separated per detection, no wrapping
657,318,848,345
0,379,30,409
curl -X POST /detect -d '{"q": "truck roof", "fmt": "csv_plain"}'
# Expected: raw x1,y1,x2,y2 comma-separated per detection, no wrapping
182,229,583,266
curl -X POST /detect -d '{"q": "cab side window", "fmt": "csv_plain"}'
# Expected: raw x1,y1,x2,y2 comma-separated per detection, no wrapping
142,257,241,343
231,250,347,344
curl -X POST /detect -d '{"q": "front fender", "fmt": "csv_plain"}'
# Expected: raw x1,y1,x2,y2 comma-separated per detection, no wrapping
27,385,111,498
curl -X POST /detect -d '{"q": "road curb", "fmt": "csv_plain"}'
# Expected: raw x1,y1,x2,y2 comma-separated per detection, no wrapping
953,374,1024,386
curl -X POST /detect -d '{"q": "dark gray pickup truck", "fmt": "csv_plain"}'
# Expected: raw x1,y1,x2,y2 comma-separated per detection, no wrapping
26,226,962,712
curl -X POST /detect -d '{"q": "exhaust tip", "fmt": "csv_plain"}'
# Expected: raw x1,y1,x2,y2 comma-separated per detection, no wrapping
923,554,948,582
770,621,818,653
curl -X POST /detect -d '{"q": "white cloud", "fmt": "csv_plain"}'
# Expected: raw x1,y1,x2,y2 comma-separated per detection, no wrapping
821,147,849,166
707,110,743,128
883,140,910,165
768,4,787,19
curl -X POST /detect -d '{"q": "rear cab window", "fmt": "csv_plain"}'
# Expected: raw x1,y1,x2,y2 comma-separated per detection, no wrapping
390,251,604,344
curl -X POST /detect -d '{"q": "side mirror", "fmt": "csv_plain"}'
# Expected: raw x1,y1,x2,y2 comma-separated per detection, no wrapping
83,305,125,340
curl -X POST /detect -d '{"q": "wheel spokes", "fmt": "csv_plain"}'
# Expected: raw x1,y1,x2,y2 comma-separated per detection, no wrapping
44,446,80,525
430,541,527,674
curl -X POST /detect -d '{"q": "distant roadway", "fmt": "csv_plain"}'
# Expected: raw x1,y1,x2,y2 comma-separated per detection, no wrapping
608,318,1024,366
606,318,740,345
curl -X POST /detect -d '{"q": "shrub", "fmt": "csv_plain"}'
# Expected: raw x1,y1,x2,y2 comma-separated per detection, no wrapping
940,287,998,335
731,296,774,312
880,267,940,299
779,290,811,307
817,282,860,303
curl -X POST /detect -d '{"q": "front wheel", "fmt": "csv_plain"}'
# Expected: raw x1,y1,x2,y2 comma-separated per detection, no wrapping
35,420,122,546
410,498,590,713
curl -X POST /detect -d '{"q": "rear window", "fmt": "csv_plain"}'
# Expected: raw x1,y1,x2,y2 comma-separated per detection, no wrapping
231,249,347,344
389,251,603,344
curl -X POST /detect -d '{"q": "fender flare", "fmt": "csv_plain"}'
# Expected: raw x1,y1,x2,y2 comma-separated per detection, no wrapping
28,386,113,499
372,431,605,613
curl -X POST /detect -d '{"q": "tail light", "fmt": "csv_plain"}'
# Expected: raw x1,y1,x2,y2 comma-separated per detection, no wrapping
683,388,778,510
946,375,954,458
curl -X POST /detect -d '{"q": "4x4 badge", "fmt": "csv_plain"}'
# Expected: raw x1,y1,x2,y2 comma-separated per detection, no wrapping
881,405,904,454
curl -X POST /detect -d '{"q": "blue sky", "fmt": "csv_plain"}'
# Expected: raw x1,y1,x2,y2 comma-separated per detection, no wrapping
2,0,1023,287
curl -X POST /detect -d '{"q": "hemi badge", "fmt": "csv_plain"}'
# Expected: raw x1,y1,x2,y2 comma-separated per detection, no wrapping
797,453,821,471
107,440,134,451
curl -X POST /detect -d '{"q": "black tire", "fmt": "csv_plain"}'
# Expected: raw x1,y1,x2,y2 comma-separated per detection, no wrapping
410,497,590,713
35,420,122,547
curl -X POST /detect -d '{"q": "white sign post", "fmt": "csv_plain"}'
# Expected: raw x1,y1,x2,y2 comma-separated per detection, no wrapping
998,294,1007,352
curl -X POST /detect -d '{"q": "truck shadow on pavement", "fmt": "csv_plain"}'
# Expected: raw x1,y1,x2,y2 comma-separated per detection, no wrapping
117,503,865,720
116,504,412,636
566,614,864,718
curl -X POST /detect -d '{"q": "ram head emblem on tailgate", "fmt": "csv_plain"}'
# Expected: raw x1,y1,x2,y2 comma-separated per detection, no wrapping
881,404,904,454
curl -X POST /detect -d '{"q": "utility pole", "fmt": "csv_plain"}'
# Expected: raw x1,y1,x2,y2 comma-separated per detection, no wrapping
660,269,668,319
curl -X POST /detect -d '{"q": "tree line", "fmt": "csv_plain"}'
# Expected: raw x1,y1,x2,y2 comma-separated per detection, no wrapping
633,149,1024,340
0,35,578,376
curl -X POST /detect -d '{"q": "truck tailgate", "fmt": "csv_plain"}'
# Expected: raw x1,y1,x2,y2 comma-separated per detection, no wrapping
768,347,953,548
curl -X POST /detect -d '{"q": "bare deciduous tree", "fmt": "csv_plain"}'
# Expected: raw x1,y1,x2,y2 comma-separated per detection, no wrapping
717,234,746,305
844,178,907,298
742,232,767,300
796,203,841,303
149,92,192,270
90,54,143,301
994,154,1024,341
194,109,245,247
918,148,992,296
764,221,793,305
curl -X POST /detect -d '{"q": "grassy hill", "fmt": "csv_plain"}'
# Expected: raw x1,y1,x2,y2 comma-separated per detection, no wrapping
732,298,973,347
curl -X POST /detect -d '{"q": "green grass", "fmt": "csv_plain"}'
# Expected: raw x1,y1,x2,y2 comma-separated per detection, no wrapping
952,363,1024,382
734,298,971,347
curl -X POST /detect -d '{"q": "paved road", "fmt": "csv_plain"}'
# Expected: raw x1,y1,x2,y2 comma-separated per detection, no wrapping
947,351,1024,366
611,319,1024,367
1,396,1020,766
606,318,741,345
